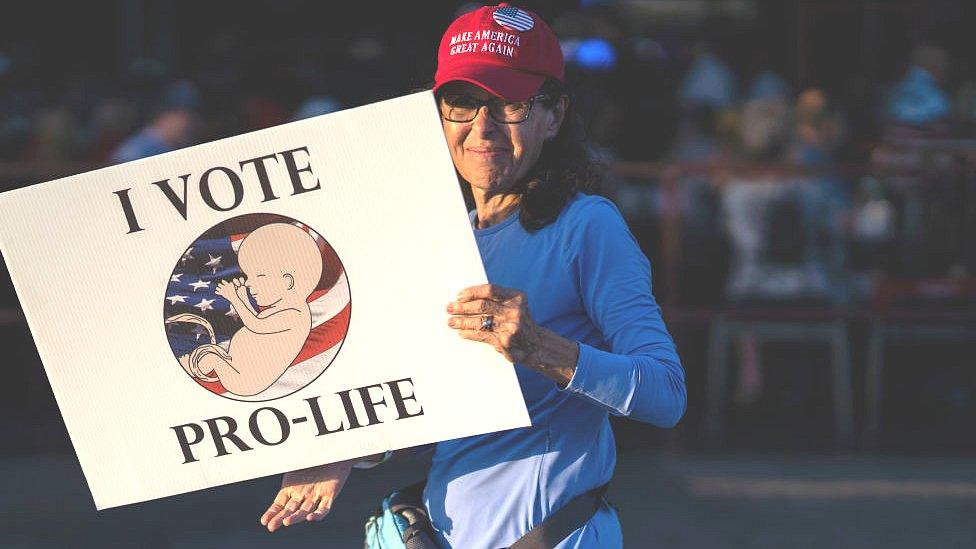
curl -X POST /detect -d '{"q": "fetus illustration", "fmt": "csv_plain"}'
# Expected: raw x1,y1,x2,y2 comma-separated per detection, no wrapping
166,221,333,397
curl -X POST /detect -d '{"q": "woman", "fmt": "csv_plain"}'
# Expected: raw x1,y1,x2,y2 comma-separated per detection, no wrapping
260,4,686,547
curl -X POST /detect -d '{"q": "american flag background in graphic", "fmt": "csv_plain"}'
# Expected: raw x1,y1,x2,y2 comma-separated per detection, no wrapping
164,215,350,401
493,6,534,32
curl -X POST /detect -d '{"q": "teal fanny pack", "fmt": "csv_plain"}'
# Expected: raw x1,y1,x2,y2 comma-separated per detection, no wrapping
364,481,609,549
364,481,437,549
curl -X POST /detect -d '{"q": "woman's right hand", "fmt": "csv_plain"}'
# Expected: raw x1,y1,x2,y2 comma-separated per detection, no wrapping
259,458,357,532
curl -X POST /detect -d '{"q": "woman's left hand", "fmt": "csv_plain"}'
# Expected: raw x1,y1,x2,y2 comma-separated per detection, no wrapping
447,284,579,388
447,284,542,364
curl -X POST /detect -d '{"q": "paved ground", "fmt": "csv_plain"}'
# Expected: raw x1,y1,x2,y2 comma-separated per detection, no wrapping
3,450,976,548
2,321,974,547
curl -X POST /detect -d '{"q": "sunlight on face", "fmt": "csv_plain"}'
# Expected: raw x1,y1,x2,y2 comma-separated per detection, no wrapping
439,82,566,197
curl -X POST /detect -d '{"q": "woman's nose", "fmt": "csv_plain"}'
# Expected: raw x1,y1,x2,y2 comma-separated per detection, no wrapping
470,105,498,135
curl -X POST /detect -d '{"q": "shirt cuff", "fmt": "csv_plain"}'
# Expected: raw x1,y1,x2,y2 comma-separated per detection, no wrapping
560,342,636,416
564,341,596,393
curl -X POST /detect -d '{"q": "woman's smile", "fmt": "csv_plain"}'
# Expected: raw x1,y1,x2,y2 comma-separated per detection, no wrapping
464,147,509,155
466,146,509,158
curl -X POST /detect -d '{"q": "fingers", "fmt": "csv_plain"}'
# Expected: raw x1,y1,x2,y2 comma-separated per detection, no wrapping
259,463,350,532
216,280,239,302
260,502,283,528
456,284,519,303
307,497,332,522
262,492,329,531
447,298,503,315
260,488,290,528
282,494,323,527
265,495,306,532
448,315,509,331
281,500,312,528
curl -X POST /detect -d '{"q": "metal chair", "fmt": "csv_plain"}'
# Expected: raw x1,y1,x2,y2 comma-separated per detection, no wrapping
862,278,976,449
704,308,855,449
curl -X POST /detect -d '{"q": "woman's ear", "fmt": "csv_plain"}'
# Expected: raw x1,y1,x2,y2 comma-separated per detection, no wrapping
546,95,570,140
284,273,295,291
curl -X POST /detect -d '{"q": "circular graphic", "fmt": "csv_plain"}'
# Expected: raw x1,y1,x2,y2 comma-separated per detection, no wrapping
163,213,351,401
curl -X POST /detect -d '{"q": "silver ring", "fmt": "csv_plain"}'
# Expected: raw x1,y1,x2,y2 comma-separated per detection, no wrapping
480,315,494,331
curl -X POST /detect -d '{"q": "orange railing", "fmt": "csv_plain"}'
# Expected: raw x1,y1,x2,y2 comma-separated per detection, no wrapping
2,146,975,326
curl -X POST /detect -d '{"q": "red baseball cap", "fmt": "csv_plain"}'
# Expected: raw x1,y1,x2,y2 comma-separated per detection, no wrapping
434,3,564,102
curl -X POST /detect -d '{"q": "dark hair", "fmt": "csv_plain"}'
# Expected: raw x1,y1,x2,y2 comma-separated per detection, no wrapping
513,78,604,231
437,78,604,232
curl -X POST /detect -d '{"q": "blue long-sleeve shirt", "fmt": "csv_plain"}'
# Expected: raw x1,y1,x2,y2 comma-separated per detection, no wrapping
423,192,687,548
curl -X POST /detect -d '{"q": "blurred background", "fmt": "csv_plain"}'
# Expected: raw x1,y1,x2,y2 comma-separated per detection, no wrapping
2,0,975,547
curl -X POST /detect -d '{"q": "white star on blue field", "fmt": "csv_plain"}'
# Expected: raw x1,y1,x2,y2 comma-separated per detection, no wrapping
164,235,256,358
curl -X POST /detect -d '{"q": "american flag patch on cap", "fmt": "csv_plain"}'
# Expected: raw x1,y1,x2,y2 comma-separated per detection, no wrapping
493,6,534,32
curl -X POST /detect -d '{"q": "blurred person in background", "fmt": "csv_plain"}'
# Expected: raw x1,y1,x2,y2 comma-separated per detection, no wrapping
672,105,725,164
789,88,846,167
678,41,736,112
109,79,200,164
883,43,953,138
257,4,686,548
721,74,852,404
872,42,968,280
737,69,792,161
722,68,796,305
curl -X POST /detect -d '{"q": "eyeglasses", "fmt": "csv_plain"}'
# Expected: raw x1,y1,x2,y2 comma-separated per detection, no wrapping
439,93,549,124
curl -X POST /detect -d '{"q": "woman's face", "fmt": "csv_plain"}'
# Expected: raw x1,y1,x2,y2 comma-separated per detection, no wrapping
440,81,567,197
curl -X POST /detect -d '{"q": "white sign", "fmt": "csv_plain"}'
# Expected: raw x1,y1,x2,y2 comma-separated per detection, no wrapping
0,91,530,509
